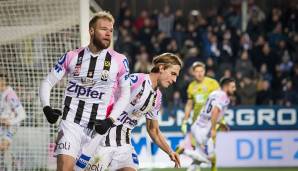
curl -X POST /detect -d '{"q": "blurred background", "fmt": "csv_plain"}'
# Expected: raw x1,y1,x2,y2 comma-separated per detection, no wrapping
0,0,297,170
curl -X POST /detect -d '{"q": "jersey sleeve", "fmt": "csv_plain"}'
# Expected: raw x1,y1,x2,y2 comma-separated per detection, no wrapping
50,52,71,80
186,82,193,99
213,93,227,111
117,57,130,87
109,56,131,120
146,90,162,120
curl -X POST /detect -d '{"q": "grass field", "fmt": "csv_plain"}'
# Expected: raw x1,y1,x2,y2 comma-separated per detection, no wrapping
145,168,298,171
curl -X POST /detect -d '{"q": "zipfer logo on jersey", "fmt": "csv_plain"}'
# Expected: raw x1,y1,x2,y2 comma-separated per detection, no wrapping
67,81,105,99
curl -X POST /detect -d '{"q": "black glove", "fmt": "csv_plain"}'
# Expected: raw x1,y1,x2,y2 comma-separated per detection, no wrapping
95,118,114,135
43,106,62,124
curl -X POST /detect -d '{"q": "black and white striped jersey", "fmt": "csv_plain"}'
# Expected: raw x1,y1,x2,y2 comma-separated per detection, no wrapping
50,47,130,129
102,73,162,147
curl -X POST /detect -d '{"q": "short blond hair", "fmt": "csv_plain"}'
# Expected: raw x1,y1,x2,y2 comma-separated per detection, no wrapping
89,11,115,28
151,53,183,73
191,61,205,71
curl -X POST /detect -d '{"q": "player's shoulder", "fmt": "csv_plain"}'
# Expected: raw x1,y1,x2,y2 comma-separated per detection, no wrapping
4,86,18,100
156,88,162,99
130,73,147,82
130,73,147,89
205,77,218,84
212,90,228,101
188,80,198,88
154,88,162,109
66,47,84,57
107,48,127,60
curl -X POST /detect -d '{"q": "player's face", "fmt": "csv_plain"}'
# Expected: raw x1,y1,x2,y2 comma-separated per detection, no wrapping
90,18,113,50
158,65,181,88
0,79,5,91
227,82,236,96
193,66,205,82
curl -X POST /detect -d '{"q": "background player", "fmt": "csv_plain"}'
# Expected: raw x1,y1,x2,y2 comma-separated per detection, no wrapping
83,53,182,171
183,77,236,171
175,62,218,163
39,11,130,171
0,73,26,170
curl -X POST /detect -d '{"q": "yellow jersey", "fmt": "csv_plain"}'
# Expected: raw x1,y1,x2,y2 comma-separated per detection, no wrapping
187,77,219,122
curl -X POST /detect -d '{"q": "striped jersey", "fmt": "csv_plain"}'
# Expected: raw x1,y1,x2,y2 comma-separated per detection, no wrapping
194,89,230,128
103,73,161,147
51,47,130,129
0,86,26,125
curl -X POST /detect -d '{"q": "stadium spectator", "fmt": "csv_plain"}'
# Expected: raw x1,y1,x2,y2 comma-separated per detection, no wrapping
256,80,273,105
113,1,298,108
238,76,257,105
235,50,255,78
158,6,175,37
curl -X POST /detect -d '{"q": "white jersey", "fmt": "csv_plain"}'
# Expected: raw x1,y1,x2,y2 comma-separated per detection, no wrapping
51,47,130,129
103,73,162,147
0,86,26,126
194,89,230,128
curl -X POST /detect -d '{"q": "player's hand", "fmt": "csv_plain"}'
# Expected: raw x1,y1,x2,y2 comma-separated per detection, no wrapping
95,118,114,135
43,106,62,124
211,129,216,141
218,123,230,132
168,151,181,168
181,119,187,135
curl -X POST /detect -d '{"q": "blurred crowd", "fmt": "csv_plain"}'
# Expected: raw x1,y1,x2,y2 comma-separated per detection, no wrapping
113,0,298,111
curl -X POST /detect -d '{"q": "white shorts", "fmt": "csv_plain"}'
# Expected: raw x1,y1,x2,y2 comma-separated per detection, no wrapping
54,120,93,159
191,123,215,158
86,144,139,171
191,122,211,146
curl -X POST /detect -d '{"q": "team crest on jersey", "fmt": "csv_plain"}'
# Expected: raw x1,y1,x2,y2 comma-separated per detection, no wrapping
104,61,111,67
100,70,109,81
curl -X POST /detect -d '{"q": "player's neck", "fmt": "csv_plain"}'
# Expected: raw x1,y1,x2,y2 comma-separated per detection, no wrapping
149,72,158,90
88,43,103,54
196,77,204,83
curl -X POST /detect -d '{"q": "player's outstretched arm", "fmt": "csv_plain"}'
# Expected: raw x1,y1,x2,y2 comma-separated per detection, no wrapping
146,118,181,168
